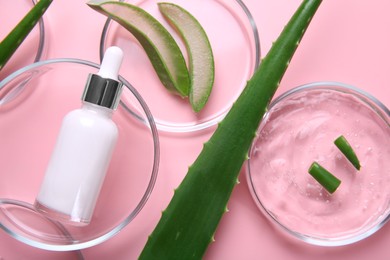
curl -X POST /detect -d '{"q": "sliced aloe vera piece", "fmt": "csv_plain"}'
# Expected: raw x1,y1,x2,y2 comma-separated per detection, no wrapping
159,2,215,112
308,162,341,193
334,135,361,170
0,0,52,70
87,0,190,97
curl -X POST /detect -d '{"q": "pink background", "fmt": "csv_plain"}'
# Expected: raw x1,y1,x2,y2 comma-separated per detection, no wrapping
1,0,390,259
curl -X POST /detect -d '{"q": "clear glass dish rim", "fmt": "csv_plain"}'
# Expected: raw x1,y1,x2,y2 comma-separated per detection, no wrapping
99,0,261,134
32,0,46,63
246,81,390,247
0,198,85,258
0,58,160,251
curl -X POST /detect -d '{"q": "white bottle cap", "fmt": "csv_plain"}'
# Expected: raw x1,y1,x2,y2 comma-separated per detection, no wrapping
82,46,124,110
98,46,123,80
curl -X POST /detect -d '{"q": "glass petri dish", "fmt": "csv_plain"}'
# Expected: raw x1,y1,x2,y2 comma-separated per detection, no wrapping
0,199,85,259
246,82,390,246
100,0,260,133
0,58,159,251
0,0,46,81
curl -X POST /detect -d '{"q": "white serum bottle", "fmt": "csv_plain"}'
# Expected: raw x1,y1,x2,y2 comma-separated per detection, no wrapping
35,46,124,226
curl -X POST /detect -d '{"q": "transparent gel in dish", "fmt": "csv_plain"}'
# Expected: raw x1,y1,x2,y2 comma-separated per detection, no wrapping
0,59,159,251
100,0,260,133
247,82,390,246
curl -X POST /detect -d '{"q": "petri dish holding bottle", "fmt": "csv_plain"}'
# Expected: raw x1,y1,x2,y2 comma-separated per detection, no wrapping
246,82,390,246
0,58,159,251
0,0,47,81
0,199,85,259
100,0,260,134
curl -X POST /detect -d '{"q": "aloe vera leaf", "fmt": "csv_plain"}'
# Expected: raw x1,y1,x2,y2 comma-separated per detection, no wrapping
0,0,52,71
158,2,215,113
87,0,190,97
139,0,323,259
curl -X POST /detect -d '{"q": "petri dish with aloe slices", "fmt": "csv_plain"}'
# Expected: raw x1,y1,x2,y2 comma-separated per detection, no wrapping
100,0,260,133
246,82,390,246
0,0,47,81
0,58,159,251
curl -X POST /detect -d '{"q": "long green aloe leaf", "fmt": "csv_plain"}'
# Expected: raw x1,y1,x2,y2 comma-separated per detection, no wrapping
0,0,52,70
139,0,323,259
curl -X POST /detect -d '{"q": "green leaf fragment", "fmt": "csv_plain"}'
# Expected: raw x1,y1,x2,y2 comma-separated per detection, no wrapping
139,0,323,259
308,162,341,194
0,0,53,70
334,135,361,170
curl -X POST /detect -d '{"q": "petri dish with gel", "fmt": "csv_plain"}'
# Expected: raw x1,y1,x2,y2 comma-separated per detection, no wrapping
246,82,390,246
100,0,260,133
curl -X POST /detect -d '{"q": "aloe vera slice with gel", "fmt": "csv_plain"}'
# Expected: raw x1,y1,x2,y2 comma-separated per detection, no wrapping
87,0,190,97
159,2,215,112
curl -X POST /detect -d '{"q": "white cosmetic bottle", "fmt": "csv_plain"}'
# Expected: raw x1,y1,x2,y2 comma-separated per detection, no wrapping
35,47,124,226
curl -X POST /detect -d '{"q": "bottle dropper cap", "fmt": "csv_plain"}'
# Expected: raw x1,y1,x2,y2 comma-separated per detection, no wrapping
82,46,124,110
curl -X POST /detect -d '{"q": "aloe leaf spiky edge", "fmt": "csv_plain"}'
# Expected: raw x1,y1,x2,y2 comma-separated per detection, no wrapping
139,0,323,259
0,0,53,70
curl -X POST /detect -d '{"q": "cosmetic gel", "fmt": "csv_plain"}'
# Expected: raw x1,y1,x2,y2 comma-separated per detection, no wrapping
35,47,124,226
